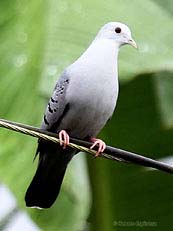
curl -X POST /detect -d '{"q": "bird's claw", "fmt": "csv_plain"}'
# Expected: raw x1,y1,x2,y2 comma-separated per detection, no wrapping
59,130,70,149
90,138,106,157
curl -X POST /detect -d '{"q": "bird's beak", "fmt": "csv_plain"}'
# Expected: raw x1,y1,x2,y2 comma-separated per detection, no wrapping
128,38,138,49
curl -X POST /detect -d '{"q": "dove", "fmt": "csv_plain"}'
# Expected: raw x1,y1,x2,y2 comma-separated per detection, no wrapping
25,22,137,209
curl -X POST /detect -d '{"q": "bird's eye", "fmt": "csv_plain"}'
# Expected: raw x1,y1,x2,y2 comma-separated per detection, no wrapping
115,27,121,33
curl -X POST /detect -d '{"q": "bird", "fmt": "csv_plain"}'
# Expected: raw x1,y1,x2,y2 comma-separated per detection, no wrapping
25,22,137,209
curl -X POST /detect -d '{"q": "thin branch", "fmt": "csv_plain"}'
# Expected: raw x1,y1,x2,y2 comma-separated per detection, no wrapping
0,118,172,174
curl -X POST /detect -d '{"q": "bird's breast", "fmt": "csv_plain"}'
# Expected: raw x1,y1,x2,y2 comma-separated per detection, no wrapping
61,72,118,139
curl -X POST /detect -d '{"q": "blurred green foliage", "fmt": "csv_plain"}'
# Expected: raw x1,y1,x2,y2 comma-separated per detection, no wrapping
0,0,173,231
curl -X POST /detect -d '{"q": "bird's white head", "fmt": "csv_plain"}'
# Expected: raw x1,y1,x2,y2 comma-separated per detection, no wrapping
96,22,137,49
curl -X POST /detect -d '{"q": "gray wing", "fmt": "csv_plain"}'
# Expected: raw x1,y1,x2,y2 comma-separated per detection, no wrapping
41,71,70,132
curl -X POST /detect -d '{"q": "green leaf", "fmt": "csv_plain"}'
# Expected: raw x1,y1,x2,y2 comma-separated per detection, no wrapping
154,72,173,128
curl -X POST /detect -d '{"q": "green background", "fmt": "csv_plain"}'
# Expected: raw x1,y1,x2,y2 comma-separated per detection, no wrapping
0,0,173,230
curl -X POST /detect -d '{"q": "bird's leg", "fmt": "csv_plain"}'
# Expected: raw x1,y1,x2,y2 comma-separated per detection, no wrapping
90,137,106,157
59,130,70,149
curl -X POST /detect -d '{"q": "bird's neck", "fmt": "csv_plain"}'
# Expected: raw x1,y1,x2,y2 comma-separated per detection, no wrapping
78,38,119,70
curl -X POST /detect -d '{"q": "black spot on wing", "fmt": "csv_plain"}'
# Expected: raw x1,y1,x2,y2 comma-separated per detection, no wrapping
48,103,53,113
50,103,70,132
44,115,49,125
51,97,58,103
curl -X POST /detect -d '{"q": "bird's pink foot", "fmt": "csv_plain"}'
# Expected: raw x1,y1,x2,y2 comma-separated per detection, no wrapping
59,130,70,149
90,138,106,157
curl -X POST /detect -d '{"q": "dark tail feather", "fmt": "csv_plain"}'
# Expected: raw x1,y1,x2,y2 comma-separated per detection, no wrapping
25,141,74,209
25,163,67,209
